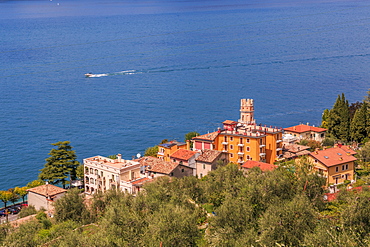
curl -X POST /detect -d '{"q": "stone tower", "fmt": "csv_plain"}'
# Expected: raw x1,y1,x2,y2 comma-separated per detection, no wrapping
239,99,254,124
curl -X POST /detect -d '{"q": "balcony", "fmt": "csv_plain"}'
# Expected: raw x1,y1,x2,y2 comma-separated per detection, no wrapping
276,140,283,143
222,150,228,153
259,144,266,148
238,152,244,156
276,148,282,151
259,153,266,156
157,152,164,156
237,143,244,147
222,142,228,145
237,160,244,163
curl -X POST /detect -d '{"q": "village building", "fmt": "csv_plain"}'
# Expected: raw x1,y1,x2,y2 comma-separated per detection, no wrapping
241,160,277,172
27,184,67,211
83,154,142,195
138,156,193,178
157,140,189,161
284,124,327,142
308,145,356,189
282,143,311,160
195,149,227,178
192,99,283,165
170,149,200,176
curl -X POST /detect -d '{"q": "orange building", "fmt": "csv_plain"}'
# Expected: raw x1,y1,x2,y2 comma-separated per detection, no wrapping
308,145,356,187
192,99,283,165
157,140,188,162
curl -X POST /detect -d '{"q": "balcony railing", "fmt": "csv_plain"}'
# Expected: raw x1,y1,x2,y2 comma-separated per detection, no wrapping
222,150,228,153
238,152,244,156
276,148,282,151
259,144,266,148
259,153,266,156
276,140,283,143
237,143,244,147
157,152,164,156
222,142,228,145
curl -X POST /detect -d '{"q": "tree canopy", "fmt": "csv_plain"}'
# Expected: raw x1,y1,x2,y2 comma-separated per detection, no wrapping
39,141,79,189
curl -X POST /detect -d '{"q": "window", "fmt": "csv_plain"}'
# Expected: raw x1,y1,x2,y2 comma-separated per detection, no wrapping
230,136,233,141
247,155,250,160
246,146,250,152
230,145,234,150
230,153,234,158
200,173,203,178
342,165,345,171
336,167,339,172
240,138,243,144
203,164,205,170
247,138,250,143
346,164,348,170
224,136,227,142
181,169,184,173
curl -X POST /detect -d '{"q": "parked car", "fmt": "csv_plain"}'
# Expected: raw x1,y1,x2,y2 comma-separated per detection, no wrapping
0,210,7,217
8,207,20,214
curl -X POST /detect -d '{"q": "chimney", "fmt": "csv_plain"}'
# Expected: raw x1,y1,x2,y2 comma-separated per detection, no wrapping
117,154,122,162
186,140,190,150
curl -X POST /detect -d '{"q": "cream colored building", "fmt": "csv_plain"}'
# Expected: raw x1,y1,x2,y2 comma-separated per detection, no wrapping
84,154,142,194
27,184,67,211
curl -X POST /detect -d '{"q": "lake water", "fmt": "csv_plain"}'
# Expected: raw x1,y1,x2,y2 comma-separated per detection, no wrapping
1,0,370,191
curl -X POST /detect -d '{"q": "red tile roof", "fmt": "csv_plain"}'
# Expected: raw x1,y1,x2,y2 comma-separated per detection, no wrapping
283,144,310,153
284,124,327,133
131,177,151,185
192,131,219,141
223,120,238,125
309,146,357,167
170,149,198,161
138,156,179,175
241,160,277,171
196,149,223,163
27,184,67,197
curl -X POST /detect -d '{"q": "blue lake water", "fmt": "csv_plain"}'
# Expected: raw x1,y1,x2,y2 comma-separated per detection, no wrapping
1,0,370,191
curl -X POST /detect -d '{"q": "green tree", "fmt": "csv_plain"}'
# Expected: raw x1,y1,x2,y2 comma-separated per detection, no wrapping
0,191,13,209
7,188,19,206
144,145,158,157
14,186,28,204
39,141,79,189
75,164,84,180
53,188,90,224
327,93,350,142
26,180,45,188
350,101,368,143
321,108,330,129
184,131,199,149
258,194,317,246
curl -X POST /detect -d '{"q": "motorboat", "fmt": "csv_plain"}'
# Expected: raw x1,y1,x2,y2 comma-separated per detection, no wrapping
85,73,94,77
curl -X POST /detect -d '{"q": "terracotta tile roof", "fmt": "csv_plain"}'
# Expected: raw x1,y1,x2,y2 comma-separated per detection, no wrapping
27,184,67,197
195,149,222,163
241,160,277,171
309,146,357,167
284,124,327,133
283,144,310,153
192,131,219,141
170,149,198,161
138,156,178,175
223,120,238,125
131,177,151,186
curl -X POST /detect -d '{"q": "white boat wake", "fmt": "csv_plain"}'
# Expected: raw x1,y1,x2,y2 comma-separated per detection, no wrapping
85,70,138,78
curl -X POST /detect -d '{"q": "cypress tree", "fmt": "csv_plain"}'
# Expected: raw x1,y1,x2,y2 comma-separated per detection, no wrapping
321,109,330,129
327,94,350,142
350,101,368,143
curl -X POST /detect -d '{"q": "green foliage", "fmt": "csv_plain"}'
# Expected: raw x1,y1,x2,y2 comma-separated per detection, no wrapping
322,137,335,147
1,219,42,247
350,101,368,143
14,186,28,204
307,139,322,151
326,93,350,142
321,108,330,129
26,180,45,188
19,205,37,218
0,190,13,209
75,163,84,180
185,131,199,148
144,145,158,157
53,188,90,224
39,141,79,188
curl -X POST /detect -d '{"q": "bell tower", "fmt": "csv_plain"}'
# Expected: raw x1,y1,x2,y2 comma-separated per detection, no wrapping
239,99,254,124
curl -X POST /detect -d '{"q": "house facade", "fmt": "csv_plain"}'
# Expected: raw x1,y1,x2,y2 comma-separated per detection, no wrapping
308,145,356,186
138,156,193,178
284,124,327,142
170,149,200,176
84,154,142,194
157,140,188,161
192,99,283,165
195,149,227,178
27,184,67,211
